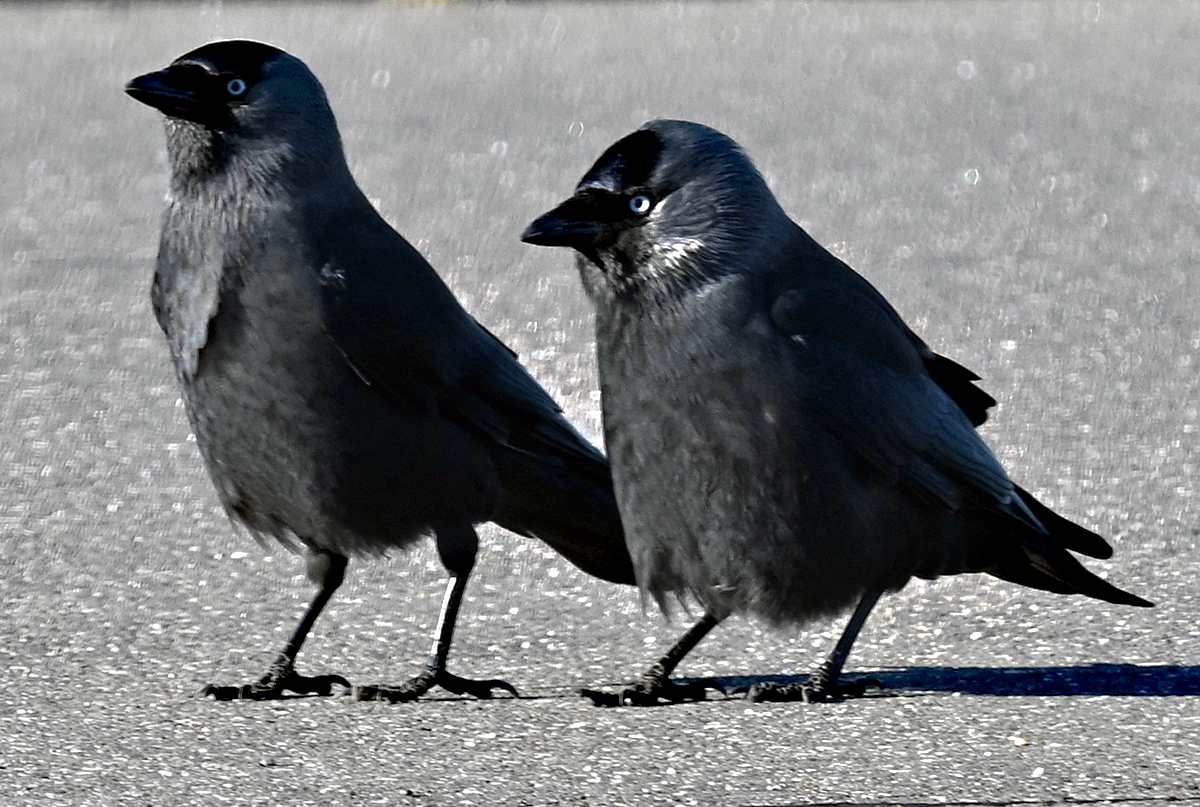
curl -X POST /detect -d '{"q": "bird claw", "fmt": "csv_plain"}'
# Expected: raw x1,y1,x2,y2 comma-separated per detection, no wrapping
200,658,351,701
582,676,723,707
438,671,519,700
745,676,880,703
355,669,518,703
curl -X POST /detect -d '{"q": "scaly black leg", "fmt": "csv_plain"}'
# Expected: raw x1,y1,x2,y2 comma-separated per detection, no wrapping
202,551,352,700
747,588,883,703
583,611,723,707
357,524,517,703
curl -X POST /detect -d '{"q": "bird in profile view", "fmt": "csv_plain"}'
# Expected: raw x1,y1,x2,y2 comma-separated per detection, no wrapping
522,119,1151,706
125,40,634,702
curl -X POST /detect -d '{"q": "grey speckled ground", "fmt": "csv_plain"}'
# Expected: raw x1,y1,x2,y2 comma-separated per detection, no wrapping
2,2,1198,805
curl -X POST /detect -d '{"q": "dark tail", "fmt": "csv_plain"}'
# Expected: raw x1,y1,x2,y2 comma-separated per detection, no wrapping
1015,486,1114,559
990,490,1152,608
992,541,1152,607
493,447,636,586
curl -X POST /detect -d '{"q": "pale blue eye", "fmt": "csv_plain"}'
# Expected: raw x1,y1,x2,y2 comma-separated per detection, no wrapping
629,194,652,215
226,78,248,96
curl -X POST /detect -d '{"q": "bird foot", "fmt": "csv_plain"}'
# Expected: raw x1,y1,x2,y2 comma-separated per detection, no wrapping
744,675,880,704
200,656,351,701
582,674,723,707
355,668,519,703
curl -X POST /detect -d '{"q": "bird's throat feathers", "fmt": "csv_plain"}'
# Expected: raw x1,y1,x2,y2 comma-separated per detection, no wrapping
162,113,346,208
575,233,715,304
577,207,776,314
156,122,315,382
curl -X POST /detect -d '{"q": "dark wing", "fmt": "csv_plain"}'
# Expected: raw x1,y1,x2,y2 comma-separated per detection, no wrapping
765,227,1037,529
916,345,996,427
309,199,634,585
768,229,995,426
763,226,1154,608
312,200,606,469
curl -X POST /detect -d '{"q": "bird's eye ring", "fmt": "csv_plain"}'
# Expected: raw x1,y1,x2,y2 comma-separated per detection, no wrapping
226,78,248,97
629,194,652,216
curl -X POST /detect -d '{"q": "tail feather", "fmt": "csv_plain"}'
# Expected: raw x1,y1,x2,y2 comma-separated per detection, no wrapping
1015,486,1113,559
493,449,636,586
990,540,1152,608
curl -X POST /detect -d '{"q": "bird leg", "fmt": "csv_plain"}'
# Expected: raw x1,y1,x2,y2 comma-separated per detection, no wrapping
747,588,883,703
202,551,352,700
357,525,518,703
583,611,723,707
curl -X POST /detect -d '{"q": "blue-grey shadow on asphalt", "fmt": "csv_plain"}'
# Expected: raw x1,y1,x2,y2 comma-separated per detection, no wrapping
681,664,1200,698
745,798,1200,807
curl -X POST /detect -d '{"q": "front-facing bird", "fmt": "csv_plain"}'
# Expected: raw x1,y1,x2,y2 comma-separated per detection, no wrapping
126,40,633,701
523,119,1151,705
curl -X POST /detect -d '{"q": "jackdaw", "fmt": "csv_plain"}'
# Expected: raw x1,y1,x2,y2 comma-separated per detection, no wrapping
522,119,1151,705
125,40,633,702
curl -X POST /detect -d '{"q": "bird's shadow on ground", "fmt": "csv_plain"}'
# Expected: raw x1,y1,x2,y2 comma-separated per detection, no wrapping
745,799,1200,807
681,663,1200,698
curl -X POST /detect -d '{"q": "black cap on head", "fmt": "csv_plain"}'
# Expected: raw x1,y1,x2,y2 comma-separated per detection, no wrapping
577,129,664,194
124,40,287,127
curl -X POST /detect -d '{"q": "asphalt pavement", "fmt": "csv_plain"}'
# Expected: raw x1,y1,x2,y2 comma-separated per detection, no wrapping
1,3,1198,805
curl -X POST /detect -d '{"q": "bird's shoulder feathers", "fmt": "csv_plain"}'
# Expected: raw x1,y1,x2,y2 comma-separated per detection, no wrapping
755,225,1031,528
765,224,995,425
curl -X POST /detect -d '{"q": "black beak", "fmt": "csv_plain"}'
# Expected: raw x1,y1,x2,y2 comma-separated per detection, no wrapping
521,194,610,250
125,69,203,121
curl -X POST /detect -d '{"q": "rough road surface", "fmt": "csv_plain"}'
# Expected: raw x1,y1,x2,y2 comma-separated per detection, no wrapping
1,3,1197,806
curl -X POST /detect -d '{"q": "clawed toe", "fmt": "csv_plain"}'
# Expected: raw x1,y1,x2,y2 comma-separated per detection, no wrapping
437,671,518,699
201,667,351,701
200,683,256,701
287,672,352,697
582,676,722,707
356,669,518,703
